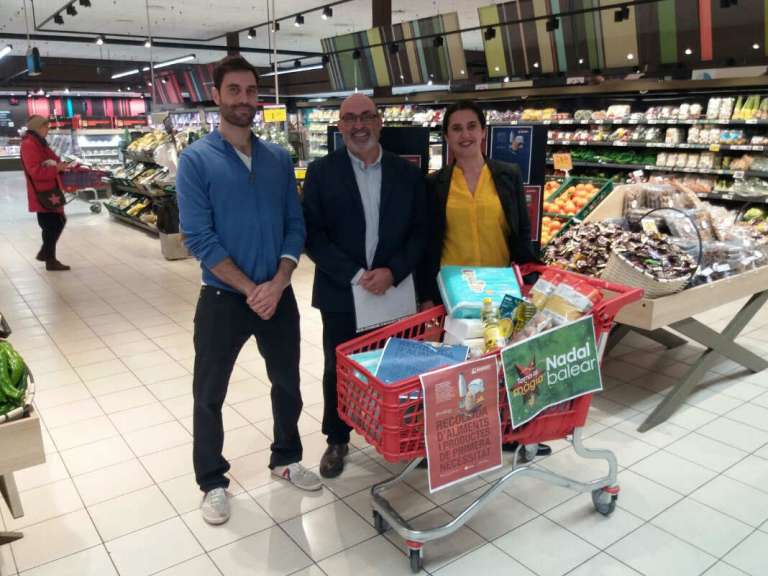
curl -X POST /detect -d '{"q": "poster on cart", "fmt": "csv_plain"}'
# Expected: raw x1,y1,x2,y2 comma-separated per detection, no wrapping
420,355,503,493
501,315,602,429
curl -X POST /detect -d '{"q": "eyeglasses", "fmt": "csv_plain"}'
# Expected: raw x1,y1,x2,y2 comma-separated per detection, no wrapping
340,111,379,124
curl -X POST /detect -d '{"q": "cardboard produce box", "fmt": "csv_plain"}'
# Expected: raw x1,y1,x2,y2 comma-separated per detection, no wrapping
0,410,45,477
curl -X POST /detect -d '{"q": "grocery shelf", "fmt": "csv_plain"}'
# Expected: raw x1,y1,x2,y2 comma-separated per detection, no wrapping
696,192,768,204
547,140,766,152
105,207,159,235
491,118,768,127
545,159,768,178
125,150,158,164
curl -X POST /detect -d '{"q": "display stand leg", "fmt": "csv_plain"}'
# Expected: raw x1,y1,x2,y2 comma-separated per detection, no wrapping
639,290,768,432
605,325,631,355
633,327,688,350
0,473,23,518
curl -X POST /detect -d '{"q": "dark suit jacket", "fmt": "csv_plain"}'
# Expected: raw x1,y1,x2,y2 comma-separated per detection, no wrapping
303,147,427,314
418,159,540,303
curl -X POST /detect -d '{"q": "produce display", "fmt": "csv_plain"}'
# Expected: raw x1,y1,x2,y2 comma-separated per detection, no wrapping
127,131,170,155
0,340,30,420
540,178,611,245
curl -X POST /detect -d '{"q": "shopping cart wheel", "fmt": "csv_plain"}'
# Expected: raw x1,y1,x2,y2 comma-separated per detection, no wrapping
592,487,618,516
373,510,389,534
408,547,423,573
90,203,102,214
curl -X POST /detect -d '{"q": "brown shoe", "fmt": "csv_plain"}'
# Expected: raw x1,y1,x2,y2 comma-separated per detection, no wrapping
45,259,71,271
36,249,45,261
319,443,349,478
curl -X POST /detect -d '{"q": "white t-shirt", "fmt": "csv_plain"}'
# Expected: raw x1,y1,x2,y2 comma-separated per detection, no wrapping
235,148,251,171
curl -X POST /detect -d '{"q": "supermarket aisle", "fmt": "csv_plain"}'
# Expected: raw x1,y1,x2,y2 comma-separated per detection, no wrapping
1,171,768,576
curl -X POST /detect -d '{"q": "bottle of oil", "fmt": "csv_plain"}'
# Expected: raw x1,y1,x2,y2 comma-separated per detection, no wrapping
481,298,506,353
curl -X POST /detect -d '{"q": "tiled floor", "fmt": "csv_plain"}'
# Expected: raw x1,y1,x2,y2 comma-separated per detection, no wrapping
1,170,768,575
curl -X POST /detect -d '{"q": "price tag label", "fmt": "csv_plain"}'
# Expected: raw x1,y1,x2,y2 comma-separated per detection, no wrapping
713,263,732,273
579,141,588,146
734,170,745,180
642,219,660,234
552,152,573,172
615,141,628,147
747,119,758,124
263,105,287,123
709,143,721,152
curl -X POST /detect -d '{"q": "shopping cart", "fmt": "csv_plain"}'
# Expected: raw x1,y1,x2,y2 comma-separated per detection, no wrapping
57,167,111,214
336,263,644,572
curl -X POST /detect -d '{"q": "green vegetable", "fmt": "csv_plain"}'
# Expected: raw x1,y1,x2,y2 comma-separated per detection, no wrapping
0,346,23,402
0,342,26,390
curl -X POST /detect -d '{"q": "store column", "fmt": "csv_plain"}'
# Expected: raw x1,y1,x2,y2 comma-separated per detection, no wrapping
373,0,391,99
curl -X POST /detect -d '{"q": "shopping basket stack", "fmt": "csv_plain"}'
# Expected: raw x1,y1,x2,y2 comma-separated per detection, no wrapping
336,263,643,572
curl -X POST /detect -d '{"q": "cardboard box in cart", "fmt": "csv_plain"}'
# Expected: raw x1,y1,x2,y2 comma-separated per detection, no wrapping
583,185,768,330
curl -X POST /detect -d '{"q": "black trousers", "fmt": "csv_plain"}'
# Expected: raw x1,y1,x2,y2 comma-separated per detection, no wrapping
36,212,66,261
320,310,359,445
192,285,303,492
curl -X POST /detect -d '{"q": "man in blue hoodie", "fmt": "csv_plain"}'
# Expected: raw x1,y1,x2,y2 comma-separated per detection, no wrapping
177,55,321,526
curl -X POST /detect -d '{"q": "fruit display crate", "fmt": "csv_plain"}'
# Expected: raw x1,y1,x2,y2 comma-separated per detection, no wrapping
541,177,613,244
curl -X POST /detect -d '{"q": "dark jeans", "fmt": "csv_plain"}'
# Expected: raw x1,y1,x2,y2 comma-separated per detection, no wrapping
36,212,65,261
192,285,303,493
320,310,359,445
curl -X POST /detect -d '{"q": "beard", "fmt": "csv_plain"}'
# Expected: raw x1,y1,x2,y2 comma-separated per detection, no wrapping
343,128,379,155
220,103,256,127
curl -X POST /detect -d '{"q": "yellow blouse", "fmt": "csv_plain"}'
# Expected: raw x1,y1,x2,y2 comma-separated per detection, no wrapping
441,164,511,267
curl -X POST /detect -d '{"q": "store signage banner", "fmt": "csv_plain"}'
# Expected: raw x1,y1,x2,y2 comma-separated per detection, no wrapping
524,185,542,242
420,355,503,493
501,315,602,429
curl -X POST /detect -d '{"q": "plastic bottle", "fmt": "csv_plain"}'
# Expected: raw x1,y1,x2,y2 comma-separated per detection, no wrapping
481,298,506,353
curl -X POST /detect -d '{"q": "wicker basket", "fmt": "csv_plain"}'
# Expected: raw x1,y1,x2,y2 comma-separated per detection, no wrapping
600,251,690,299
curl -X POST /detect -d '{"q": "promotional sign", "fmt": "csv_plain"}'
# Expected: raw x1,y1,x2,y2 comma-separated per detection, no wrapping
501,315,602,429
489,125,533,183
553,152,573,173
420,355,503,493
329,126,430,176
487,124,547,244
524,185,542,241
263,105,287,123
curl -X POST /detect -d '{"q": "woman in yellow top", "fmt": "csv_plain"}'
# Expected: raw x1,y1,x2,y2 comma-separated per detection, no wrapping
418,100,539,306
418,100,548,461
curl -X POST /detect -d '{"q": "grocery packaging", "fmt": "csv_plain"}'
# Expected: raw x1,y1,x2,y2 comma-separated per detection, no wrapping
437,266,522,319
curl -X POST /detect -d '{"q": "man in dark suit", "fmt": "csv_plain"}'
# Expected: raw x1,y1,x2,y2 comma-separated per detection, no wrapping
303,94,427,478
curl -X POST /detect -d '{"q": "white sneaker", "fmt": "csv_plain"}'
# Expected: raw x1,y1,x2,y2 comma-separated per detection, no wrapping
272,462,323,491
201,487,230,525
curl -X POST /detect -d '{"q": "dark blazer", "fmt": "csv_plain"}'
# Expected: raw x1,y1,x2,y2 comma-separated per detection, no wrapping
303,147,427,314
418,159,539,303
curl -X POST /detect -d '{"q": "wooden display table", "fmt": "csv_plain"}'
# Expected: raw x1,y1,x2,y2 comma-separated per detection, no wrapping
0,410,45,545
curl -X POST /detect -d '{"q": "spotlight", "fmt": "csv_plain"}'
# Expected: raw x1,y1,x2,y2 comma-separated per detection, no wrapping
721,0,737,7
633,65,640,74
321,54,330,64
494,65,500,71
66,3,77,16
484,27,496,41
389,42,399,54
294,14,304,27
684,47,693,55
294,59,301,67
626,53,634,60
533,62,540,68
247,28,256,39
79,0,91,6
546,17,559,32
322,6,333,20
460,69,465,74
433,35,443,48
614,6,629,22
753,42,761,50
0,45,11,60
144,38,151,48
272,21,280,32
53,12,64,24
352,49,361,60
427,79,433,86
95,35,104,45
578,57,584,64
503,76,509,82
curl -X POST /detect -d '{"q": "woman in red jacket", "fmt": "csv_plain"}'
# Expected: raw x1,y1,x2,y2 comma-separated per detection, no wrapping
21,115,70,271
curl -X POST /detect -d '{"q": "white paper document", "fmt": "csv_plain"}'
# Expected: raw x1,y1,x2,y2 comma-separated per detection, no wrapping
352,274,417,333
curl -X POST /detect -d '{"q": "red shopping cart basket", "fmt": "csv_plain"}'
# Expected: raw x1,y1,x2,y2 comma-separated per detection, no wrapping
336,263,644,463
58,167,110,193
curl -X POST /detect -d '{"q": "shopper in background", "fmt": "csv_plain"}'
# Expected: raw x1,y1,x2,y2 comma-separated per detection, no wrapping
303,93,427,478
20,115,70,271
177,55,320,527
417,100,549,462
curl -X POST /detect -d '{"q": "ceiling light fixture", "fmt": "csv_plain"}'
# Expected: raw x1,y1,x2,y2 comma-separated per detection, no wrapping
0,45,11,60
53,13,64,25
260,64,324,77
247,28,256,39
494,65,500,71
533,61,540,68
614,6,629,22
95,35,104,45
322,6,333,20
503,76,509,82
294,14,304,27
460,69,465,74
321,54,330,64
111,68,140,79
546,17,559,32
389,42,399,54
721,0,737,7
578,57,584,64
684,47,693,55
272,21,280,32
352,49,361,60
753,42,761,50
66,3,77,16
433,35,443,48
112,54,196,79
144,38,151,48
79,0,91,6
294,59,301,67
626,53,634,60
484,27,496,41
